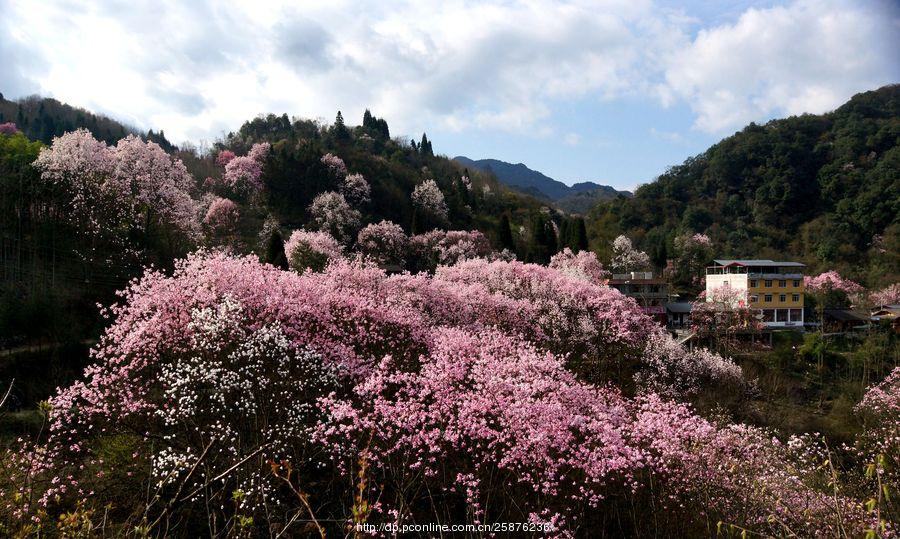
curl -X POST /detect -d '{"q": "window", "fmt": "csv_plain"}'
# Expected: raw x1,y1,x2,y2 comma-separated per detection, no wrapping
776,309,788,322
764,294,773,302
779,294,786,302
779,280,786,287
793,280,801,287
762,309,775,322
750,279,757,287
792,294,800,302
765,280,773,287
790,309,803,322
750,295,758,303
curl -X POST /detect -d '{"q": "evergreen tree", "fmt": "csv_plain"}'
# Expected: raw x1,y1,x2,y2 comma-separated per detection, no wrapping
574,217,589,252
333,111,350,140
559,219,571,250
498,214,516,253
263,229,289,270
420,133,433,156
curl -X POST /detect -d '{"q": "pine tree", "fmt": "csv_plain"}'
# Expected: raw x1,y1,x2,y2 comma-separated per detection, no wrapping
498,214,516,253
420,133,433,156
559,219,571,250
333,111,349,140
264,229,289,270
574,218,589,252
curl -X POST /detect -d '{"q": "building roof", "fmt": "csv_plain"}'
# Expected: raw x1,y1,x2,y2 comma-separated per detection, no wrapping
823,309,869,322
665,302,693,313
711,259,806,267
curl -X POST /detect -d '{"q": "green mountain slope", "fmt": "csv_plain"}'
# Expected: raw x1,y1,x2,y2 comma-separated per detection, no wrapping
587,85,900,286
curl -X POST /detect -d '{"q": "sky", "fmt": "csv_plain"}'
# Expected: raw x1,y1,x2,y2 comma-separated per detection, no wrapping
1,0,898,190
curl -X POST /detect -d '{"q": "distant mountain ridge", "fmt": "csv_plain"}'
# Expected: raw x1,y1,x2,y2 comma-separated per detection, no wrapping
453,156,630,213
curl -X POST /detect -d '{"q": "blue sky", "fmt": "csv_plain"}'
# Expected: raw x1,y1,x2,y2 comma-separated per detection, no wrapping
1,0,898,190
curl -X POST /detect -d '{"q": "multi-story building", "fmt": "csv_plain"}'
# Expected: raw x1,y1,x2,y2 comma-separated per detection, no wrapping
705,259,805,328
609,271,669,325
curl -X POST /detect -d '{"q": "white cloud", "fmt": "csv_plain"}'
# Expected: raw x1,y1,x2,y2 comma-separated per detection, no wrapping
661,0,899,132
0,0,896,143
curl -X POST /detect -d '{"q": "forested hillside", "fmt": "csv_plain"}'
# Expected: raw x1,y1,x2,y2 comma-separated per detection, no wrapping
588,85,900,287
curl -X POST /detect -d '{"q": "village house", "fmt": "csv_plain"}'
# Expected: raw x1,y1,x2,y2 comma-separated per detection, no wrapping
705,259,806,329
608,271,670,325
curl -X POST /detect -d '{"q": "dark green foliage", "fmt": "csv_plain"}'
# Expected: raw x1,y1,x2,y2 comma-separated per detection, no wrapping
362,109,390,139
526,213,558,264
263,229,289,270
498,213,516,253
419,133,433,156
332,111,350,141
587,85,900,286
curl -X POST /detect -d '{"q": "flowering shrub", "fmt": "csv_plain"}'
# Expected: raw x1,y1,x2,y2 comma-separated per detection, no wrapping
0,122,19,135
215,149,235,167
341,172,370,206
151,297,336,524
320,152,347,178
409,229,493,270
356,220,408,266
17,252,881,536
855,368,900,492
870,283,900,306
610,235,650,273
672,232,713,287
549,248,609,285
435,258,655,367
284,229,344,272
411,179,448,222
805,270,865,297
202,196,239,235
637,331,743,397
222,142,269,194
308,191,361,242
34,129,200,241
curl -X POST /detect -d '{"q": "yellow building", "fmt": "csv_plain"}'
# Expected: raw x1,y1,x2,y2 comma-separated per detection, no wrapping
706,259,805,328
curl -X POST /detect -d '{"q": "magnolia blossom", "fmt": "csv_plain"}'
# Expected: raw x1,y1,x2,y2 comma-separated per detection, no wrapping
610,235,650,273
0,122,19,135
459,175,472,191
341,172,371,206
215,149,236,167
203,196,239,234
28,252,878,536
804,271,864,295
223,142,269,193
308,191,361,242
356,220,408,266
638,331,743,397
113,134,200,237
549,248,609,285
34,129,199,239
321,152,347,178
411,179,449,222
869,283,899,306
284,229,344,272
410,229,493,269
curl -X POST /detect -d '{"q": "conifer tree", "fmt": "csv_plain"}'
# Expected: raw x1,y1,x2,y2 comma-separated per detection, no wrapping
264,229,289,270
498,214,516,253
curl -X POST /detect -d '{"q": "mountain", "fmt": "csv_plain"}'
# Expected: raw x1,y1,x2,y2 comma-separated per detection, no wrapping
453,156,629,213
586,84,900,286
0,93,175,149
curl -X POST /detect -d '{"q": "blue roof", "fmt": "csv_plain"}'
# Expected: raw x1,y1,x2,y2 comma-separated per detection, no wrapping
712,259,805,267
